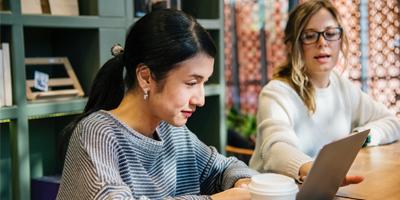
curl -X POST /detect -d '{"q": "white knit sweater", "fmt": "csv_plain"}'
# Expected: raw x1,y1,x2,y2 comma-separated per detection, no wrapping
249,71,400,179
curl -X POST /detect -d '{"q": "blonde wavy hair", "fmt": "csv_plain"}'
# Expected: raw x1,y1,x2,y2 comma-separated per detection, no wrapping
273,0,349,113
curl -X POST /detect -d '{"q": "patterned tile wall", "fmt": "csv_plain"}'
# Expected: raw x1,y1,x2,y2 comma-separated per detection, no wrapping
224,0,400,116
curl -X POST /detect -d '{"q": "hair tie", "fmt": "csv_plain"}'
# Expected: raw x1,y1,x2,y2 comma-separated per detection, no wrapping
111,43,124,57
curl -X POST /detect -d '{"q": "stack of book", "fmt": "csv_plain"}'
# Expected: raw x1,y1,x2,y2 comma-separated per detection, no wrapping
21,0,79,16
0,43,12,107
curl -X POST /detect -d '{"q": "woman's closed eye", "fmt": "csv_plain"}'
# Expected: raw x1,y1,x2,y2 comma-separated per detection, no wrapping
325,30,341,39
186,81,197,86
303,32,318,40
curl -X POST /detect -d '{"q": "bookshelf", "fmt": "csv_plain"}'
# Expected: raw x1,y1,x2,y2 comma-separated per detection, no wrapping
0,0,225,199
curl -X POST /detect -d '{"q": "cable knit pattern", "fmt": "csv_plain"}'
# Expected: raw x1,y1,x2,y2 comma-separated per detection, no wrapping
249,70,400,179
57,110,257,200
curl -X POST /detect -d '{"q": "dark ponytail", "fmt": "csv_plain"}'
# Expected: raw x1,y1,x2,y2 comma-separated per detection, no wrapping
60,54,125,162
84,54,125,113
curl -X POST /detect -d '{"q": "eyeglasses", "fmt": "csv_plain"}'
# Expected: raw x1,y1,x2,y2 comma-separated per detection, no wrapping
300,27,343,45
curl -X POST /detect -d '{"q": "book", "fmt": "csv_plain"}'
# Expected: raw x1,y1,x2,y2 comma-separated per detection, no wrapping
2,43,12,106
40,0,51,14
48,0,79,16
0,0,4,11
21,0,42,14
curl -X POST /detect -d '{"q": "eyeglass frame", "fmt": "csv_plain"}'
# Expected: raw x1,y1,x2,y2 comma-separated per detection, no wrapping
300,27,343,45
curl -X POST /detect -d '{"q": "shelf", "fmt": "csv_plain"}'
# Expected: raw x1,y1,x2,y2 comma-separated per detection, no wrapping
2,1,225,199
0,106,17,121
21,15,125,28
29,116,76,177
0,12,13,25
207,30,221,84
205,84,222,96
26,98,86,119
0,122,11,200
16,0,98,16
187,95,222,149
0,0,10,13
132,0,220,22
0,14,127,28
22,85,221,120
20,83,220,119
198,19,222,30
24,27,100,94
129,18,221,30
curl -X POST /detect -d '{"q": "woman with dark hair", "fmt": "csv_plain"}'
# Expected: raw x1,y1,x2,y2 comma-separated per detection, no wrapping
250,0,399,185
57,9,257,200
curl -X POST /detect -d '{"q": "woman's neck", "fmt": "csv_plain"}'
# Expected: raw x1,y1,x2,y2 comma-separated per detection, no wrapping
307,71,331,88
110,91,159,138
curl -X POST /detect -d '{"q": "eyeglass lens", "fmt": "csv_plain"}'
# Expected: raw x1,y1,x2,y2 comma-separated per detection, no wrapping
301,27,342,44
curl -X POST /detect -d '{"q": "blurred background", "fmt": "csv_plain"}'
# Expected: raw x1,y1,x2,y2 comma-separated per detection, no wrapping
224,0,399,156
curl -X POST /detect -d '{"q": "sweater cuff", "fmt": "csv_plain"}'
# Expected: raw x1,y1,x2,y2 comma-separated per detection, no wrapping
272,142,313,179
221,159,259,190
353,127,378,146
367,130,381,146
285,152,313,179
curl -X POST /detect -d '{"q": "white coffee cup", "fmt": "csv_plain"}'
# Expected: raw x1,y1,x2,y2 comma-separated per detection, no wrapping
248,173,299,200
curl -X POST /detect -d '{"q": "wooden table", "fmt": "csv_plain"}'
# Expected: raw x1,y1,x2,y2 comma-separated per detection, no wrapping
335,141,400,200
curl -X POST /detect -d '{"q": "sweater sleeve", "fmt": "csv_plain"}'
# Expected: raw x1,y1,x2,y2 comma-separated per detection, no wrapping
188,131,258,194
249,83,312,179
58,122,214,200
57,123,136,200
345,78,400,146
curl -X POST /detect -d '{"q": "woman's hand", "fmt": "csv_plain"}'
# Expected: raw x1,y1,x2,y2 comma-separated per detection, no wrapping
233,178,251,188
210,188,251,200
299,161,313,180
341,175,364,186
299,162,364,186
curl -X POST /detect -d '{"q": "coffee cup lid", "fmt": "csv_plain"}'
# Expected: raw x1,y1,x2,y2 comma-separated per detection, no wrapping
248,173,298,195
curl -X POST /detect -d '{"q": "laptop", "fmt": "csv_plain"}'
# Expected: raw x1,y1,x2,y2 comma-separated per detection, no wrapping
296,129,370,200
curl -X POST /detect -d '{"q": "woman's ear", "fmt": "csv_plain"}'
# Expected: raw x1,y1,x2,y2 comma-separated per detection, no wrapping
136,64,152,90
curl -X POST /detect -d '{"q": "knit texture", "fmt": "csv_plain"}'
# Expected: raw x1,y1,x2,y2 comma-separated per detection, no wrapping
57,111,257,200
249,71,400,178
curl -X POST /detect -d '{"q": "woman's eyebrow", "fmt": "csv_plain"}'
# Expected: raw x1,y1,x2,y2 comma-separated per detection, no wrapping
303,26,339,32
189,74,204,80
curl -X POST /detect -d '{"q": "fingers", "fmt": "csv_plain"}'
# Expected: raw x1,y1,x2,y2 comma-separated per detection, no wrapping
210,188,251,200
234,178,251,188
341,175,364,186
299,161,313,178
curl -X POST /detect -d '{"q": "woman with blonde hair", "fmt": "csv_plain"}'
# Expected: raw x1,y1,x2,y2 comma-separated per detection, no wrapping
250,0,400,184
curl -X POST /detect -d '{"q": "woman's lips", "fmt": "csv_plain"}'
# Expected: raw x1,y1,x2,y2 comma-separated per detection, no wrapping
182,111,193,118
314,55,331,64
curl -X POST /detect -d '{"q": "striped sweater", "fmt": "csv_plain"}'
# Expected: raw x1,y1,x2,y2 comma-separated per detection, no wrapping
57,110,257,200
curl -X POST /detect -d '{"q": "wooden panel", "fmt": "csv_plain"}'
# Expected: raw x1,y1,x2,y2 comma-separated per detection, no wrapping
336,142,400,199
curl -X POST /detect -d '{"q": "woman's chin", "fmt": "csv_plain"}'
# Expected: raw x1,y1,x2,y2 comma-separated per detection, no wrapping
168,119,188,127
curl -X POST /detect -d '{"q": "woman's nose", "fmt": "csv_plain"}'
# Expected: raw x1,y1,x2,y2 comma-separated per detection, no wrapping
316,34,329,47
190,87,205,107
